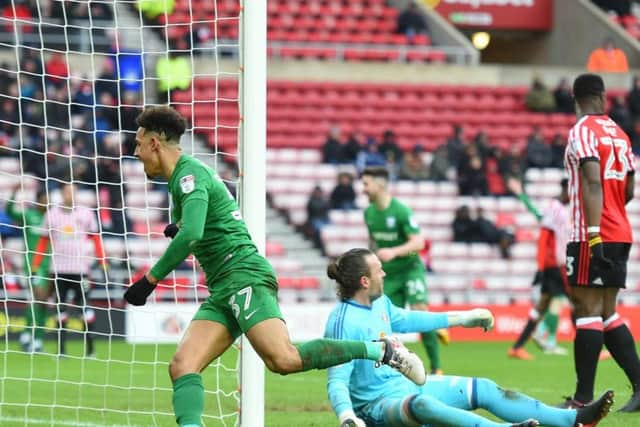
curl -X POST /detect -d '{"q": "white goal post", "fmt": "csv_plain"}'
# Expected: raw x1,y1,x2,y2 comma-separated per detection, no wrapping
238,0,267,426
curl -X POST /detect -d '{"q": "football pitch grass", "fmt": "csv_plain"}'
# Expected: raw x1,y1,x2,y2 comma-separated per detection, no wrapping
2,340,640,426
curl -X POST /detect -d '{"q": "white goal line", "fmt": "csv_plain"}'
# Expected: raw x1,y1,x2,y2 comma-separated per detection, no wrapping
0,416,149,427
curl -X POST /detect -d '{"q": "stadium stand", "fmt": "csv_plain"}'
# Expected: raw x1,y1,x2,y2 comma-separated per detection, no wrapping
263,148,640,305
150,0,448,62
172,79,628,154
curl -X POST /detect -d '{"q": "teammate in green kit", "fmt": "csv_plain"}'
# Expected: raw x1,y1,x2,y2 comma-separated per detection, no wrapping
124,106,427,427
9,184,51,353
362,166,446,374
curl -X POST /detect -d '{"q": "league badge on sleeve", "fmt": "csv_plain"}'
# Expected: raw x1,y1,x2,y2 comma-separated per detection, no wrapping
180,175,195,194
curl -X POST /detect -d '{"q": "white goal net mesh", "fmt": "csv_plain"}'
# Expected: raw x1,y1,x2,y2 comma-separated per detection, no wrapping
0,0,242,425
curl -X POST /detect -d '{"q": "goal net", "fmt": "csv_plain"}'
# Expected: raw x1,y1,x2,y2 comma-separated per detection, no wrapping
0,0,262,425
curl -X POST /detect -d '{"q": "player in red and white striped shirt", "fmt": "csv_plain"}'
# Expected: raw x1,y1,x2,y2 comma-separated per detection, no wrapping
563,74,640,412
508,178,570,360
32,183,106,356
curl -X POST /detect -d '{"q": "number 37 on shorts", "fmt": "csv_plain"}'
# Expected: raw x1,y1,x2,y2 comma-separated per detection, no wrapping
227,284,283,333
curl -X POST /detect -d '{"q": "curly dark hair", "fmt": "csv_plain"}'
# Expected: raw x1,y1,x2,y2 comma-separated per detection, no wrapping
327,248,373,300
135,106,188,143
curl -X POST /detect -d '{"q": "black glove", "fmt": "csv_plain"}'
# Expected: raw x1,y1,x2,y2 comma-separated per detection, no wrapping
532,270,543,286
124,275,157,306
589,237,614,280
164,223,179,239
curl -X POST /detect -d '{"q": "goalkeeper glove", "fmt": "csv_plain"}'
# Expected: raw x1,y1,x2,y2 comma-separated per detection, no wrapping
449,308,494,332
164,223,179,239
338,411,366,427
124,275,157,306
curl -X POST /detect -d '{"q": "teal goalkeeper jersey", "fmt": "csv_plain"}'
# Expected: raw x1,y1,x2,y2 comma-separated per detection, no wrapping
324,296,422,415
150,154,275,288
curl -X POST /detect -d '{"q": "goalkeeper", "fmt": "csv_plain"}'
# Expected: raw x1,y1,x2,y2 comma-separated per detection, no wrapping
325,248,613,427
8,184,50,353
125,106,426,427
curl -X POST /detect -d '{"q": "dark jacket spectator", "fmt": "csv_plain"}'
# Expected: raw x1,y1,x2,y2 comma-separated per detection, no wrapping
554,78,574,114
343,131,363,164
307,186,330,226
396,2,429,37
120,91,143,156
322,126,343,164
452,205,475,243
330,173,357,210
474,207,514,259
457,145,488,196
356,138,386,172
0,61,16,94
379,130,403,162
71,81,95,116
428,145,450,181
446,124,465,168
44,85,70,129
609,95,633,135
499,145,523,183
472,130,491,161
549,134,565,169
628,77,640,121
525,77,556,113
398,150,429,181
306,185,330,253
95,57,119,99
524,127,551,169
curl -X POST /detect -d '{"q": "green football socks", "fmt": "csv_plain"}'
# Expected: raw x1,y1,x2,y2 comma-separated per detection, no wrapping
422,331,440,371
295,339,384,371
173,373,204,427
544,312,559,347
34,303,47,340
22,303,47,341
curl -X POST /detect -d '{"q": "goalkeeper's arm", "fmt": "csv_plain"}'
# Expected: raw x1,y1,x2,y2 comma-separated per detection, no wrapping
387,298,494,333
328,363,365,427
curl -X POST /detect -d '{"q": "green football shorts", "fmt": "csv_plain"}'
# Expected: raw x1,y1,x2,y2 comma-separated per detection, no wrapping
193,270,283,339
384,260,429,308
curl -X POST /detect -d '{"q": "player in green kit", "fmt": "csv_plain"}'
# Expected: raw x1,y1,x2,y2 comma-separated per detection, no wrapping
9,184,51,353
124,106,426,427
362,166,446,374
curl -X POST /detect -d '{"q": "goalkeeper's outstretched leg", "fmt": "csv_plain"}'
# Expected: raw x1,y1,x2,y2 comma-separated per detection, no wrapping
372,377,612,427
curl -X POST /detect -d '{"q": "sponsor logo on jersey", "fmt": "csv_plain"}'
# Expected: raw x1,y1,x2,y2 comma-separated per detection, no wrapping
386,216,396,228
180,175,195,194
372,231,398,241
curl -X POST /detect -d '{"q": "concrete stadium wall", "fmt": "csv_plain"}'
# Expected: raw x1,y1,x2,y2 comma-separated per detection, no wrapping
510,0,640,68
263,58,636,91
0,49,634,91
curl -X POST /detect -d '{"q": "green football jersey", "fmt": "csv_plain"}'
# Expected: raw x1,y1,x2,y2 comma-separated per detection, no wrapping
167,154,275,287
7,196,50,278
364,197,421,273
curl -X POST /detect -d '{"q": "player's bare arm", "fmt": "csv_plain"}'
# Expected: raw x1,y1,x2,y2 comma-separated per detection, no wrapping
377,233,424,262
626,172,635,204
580,160,603,238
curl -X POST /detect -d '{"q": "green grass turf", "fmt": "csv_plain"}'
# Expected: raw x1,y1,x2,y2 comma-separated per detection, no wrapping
1,340,639,426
